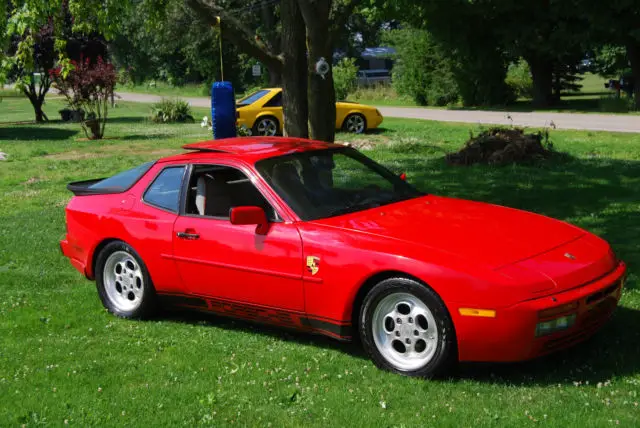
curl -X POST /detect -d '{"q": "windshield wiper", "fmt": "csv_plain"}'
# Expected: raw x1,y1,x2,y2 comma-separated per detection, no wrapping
326,201,382,218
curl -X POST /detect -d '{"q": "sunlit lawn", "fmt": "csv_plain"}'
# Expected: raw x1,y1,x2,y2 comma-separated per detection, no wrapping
1,97,639,426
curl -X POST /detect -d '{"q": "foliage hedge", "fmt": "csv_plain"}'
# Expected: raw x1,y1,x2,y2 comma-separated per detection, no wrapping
384,29,460,106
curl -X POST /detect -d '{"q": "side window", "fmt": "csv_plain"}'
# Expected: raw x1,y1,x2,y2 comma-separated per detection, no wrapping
143,166,185,212
263,92,282,107
186,165,278,220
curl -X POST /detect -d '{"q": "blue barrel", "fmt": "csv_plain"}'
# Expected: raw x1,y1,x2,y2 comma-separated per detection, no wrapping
211,81,237,139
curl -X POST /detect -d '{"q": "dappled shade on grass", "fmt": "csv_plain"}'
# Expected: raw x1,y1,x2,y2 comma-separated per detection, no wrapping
0,126,78,141
0,98,639,426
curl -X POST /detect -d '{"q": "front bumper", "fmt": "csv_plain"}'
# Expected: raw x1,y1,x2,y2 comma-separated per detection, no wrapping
369,112,383,129
453,261,627,362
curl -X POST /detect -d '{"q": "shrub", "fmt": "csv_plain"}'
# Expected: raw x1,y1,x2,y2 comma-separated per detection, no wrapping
384,29,459,106
506,59,533,99
349,85,415,105
333,58,359,101
598,95,635,113
50,57,117,140
150,98,195,123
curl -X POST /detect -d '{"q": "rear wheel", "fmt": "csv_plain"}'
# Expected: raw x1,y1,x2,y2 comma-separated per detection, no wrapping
342,113,367,134
359,277,456,377
95,241,156,319
252,116,279,136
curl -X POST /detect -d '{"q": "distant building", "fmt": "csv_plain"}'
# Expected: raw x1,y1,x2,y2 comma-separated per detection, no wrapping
355,47,396,87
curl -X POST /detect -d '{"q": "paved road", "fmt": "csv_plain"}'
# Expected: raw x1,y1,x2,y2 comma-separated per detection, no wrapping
116,91,640,133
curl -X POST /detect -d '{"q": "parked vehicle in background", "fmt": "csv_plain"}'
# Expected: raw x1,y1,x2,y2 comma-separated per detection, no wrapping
235,88,383,135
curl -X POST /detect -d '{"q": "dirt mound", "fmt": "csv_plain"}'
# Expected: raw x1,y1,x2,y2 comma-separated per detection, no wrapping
446,128,553,166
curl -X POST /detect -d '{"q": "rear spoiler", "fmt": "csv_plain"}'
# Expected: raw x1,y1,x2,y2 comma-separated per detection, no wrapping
66,178,126,196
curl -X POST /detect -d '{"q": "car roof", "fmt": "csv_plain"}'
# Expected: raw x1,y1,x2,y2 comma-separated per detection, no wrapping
158,136,344,164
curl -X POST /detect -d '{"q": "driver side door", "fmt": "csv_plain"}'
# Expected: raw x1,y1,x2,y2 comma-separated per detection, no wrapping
171,163,305,312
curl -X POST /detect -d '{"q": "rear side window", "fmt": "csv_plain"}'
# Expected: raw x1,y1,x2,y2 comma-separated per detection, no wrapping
144,166,185,212
89,161,155,191
263,92,282,107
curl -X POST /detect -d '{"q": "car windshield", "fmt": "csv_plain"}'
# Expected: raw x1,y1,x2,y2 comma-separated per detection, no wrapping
237,90,270,106
256,147,424,220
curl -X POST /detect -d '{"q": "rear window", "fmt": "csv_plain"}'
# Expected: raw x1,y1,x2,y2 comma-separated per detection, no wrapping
237,90,270,106
90,161,155,191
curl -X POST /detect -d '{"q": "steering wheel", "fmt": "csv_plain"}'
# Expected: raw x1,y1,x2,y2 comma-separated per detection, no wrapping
350,185,383,206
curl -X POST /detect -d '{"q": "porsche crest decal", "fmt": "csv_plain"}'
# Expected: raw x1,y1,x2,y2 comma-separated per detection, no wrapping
306,256,320,275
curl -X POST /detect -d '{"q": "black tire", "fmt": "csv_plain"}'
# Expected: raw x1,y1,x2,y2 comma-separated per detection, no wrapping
252,116,280,136
95,240,157,319
342,113,367,134
359,277,456,378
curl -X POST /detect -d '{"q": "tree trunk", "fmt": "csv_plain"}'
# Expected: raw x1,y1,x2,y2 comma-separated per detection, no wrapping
298,0,336,143
527,55,554,107
552,66,562,104
268,70,282,87
280,0,308,137
33,102,45,122
22,86,48,123
627,40,640,110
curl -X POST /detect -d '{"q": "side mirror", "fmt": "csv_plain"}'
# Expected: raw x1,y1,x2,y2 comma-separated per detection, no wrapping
230,206,269,235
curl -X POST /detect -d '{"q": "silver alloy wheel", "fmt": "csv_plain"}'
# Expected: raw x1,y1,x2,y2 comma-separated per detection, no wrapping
371,292,439,371
103,251,145,312
256,118,278,136
345,114,366,133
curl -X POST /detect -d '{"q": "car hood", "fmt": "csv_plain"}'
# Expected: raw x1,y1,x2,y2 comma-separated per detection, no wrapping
312,195,586,270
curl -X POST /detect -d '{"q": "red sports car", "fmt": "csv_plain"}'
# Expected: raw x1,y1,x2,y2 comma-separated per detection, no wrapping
61,137,626,377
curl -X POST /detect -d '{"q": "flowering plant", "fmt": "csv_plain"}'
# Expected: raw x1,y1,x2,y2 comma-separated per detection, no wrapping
50,56,117,139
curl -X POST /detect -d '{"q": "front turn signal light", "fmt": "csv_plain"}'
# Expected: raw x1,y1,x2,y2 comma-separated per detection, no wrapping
458,308,496,318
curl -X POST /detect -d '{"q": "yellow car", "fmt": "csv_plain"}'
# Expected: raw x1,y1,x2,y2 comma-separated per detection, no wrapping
236,88,383,136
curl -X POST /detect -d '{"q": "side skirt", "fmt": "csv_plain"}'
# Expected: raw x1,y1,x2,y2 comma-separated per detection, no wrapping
156,293,353,341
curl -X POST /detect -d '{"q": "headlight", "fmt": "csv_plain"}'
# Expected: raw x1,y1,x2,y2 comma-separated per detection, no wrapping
535,314,577,337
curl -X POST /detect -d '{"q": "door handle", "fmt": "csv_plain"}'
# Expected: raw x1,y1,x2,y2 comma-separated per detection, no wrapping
176,231,200,240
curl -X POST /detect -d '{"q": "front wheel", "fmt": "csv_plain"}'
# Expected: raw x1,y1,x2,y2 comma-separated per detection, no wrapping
359,277,456,377
95,241,157,319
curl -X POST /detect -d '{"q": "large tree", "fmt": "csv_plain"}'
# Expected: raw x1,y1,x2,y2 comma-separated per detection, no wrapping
109,1,251,90
376,0,513,107
184,0,359,142
377,0,593,107
580,0,640,108
3,0,128,121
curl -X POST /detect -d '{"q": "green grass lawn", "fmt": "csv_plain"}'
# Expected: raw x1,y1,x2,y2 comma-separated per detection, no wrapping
1,97,639,426
0,86,25,98
117,81,211,98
